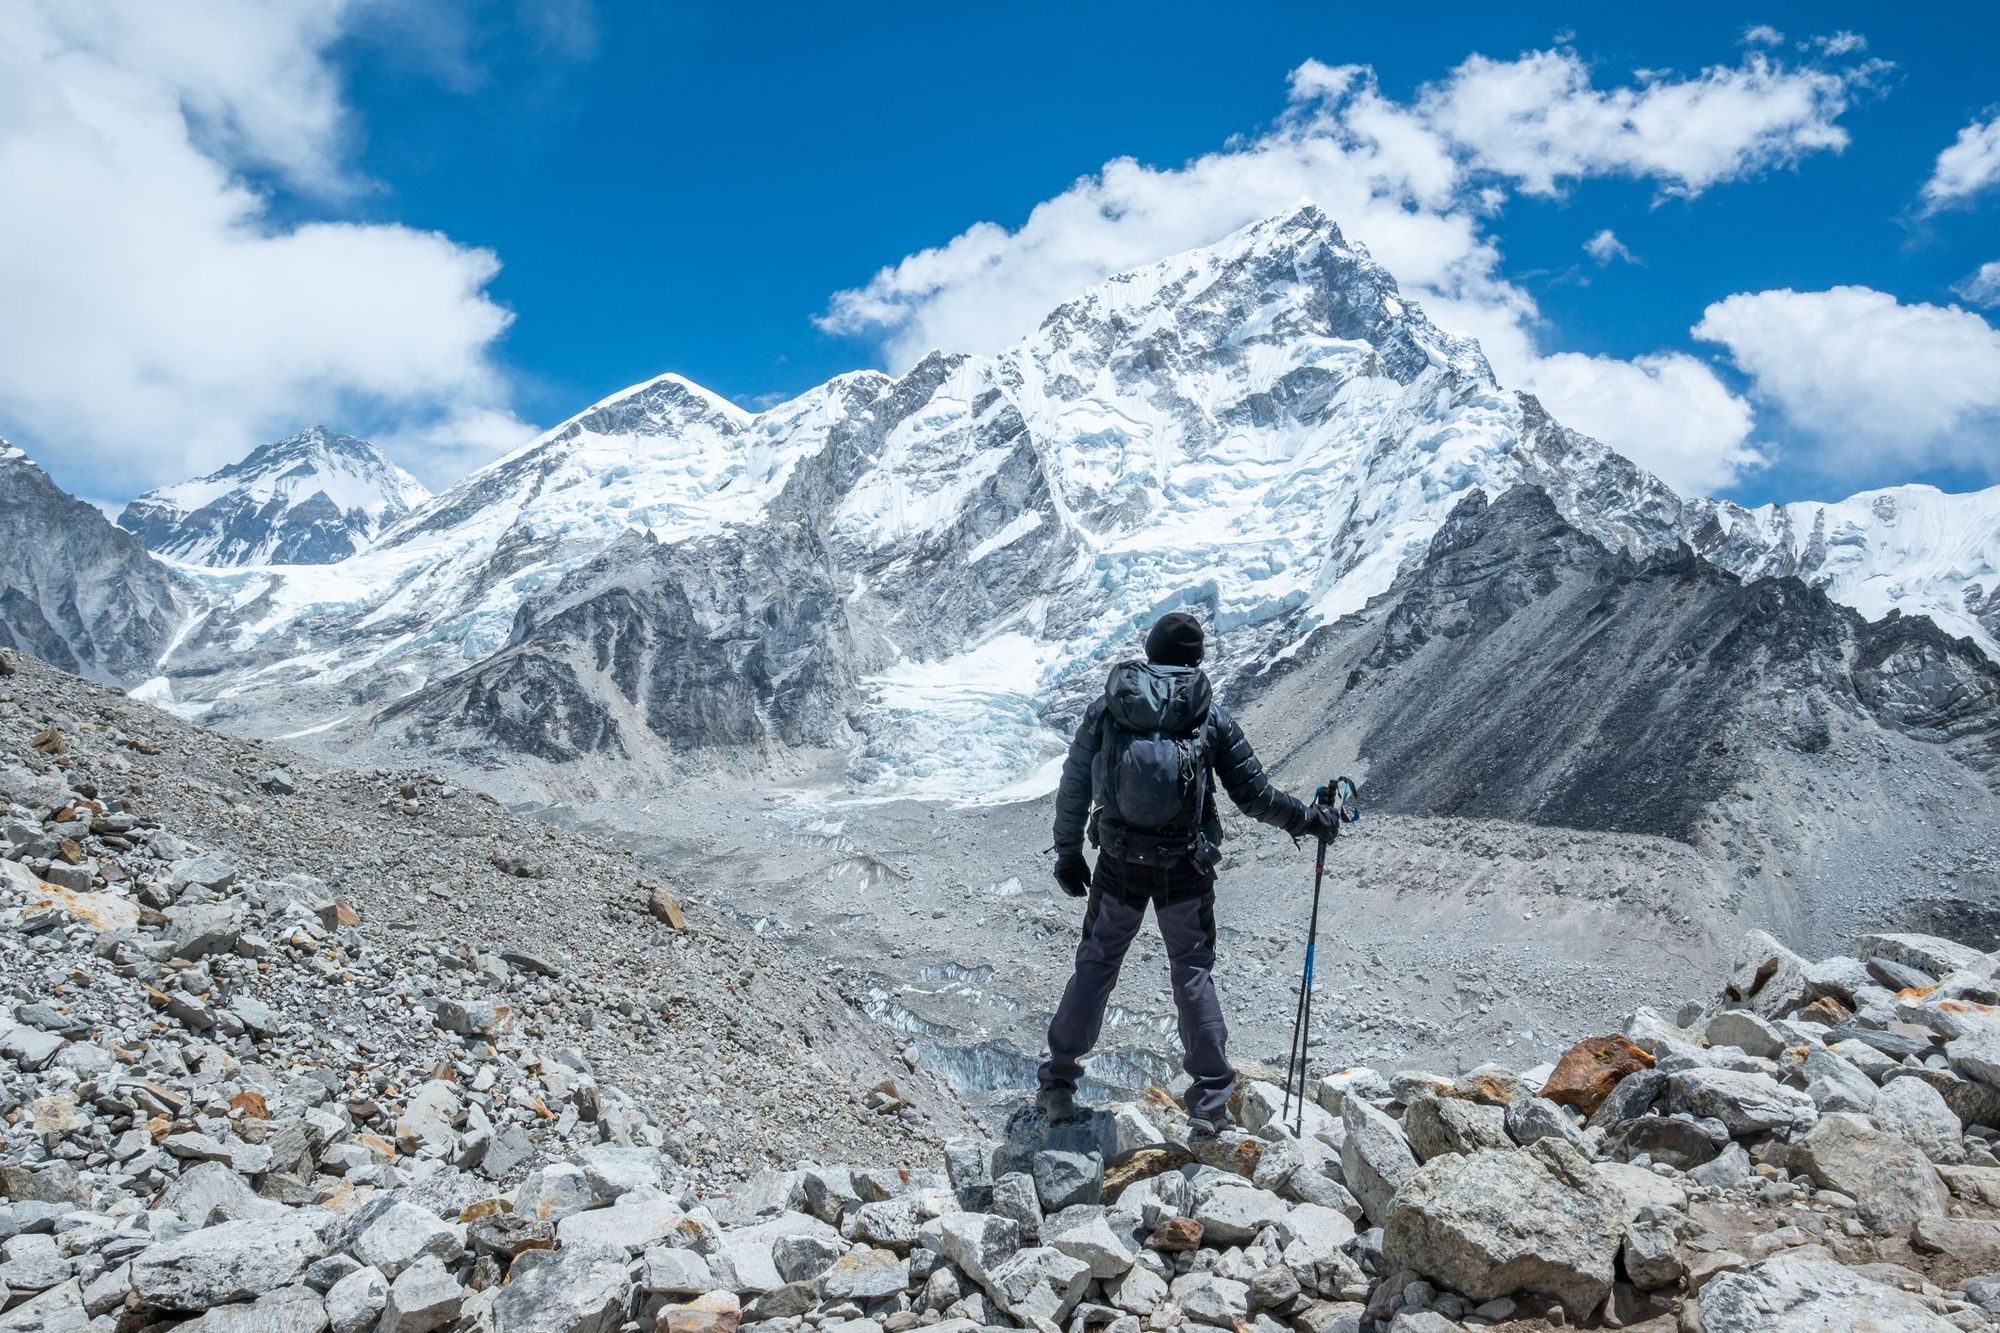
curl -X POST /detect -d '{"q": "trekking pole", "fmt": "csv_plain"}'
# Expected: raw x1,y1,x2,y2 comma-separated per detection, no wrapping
1282,777,1359,1138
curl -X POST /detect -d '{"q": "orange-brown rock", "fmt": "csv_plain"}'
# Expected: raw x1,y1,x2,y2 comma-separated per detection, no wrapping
228,1090,270,1119
1144,1217,1205,1252
1104,1145,1194,1202
1541,1034,1654,1115
1798,996,1852,1027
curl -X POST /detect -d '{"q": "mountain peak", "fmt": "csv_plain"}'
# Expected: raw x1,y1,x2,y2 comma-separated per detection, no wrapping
119,431,431,567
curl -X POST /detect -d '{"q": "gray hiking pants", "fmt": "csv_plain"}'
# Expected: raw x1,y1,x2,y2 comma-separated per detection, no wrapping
1038,856,1232,1121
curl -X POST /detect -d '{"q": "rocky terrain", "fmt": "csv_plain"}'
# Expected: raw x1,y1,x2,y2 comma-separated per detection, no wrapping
10,648,2000,1333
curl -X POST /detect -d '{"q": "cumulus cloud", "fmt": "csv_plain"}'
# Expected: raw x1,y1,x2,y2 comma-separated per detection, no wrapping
1921,112,2000,212
1742,25,1785,47
824,46,1877,494
1694,286,2000,478
0,0,528,497
1583,229,1636,265
1955,262,2000,307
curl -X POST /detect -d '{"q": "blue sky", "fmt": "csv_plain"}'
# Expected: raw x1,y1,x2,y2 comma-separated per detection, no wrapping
3,2,1998,508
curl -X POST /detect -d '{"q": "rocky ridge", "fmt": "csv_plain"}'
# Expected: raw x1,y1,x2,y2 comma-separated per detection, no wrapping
7,647,2000,1331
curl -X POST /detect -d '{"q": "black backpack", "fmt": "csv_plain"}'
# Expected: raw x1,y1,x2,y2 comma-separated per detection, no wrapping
1094,662,1212,834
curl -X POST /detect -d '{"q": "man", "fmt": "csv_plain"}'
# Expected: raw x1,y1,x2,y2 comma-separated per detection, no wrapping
1038,611,1337,1132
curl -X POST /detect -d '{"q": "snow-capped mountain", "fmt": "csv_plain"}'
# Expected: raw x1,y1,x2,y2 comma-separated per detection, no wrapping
1690,485,2000,661
0,441,183,682
119,427,431,566
20,201,1991,808
159,206,1692,789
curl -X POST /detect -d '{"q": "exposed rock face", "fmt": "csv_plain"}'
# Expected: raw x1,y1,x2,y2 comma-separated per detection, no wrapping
119,428,430,566
0,444,181,683
1696,1252,1961,1332
1240,484,2000,839
380,523,863,765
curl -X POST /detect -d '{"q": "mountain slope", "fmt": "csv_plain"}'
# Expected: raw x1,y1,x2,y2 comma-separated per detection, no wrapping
0,441,183,682
1691,484,2000,661
120,426,431,565
1240,484,2000,842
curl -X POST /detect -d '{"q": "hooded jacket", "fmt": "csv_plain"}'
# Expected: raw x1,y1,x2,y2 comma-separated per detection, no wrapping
1052,662,1310,862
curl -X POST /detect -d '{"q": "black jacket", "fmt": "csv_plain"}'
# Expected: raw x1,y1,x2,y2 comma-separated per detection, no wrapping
1052,664,1309,859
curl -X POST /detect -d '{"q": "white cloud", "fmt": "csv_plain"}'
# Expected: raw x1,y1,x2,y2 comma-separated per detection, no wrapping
0,0,526,498
1742,24,1785,47
1955,262,2000,307
1921,113,2000,212
1806,32,1867,57
1694,286,2000,478
823,46,1875,495
1583,229,1636,264
1415,49,1865,198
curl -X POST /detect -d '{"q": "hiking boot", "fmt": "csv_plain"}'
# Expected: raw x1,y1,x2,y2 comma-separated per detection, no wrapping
1187,1108,1237,1136
1036,1086,1082,1124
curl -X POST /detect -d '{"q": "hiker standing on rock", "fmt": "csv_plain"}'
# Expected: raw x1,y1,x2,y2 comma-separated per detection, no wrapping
1038,611,1339,1132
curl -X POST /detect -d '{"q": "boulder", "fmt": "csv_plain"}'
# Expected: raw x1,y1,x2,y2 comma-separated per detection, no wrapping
1503,1091,1592,1155
556,1187,685,1254
1696,1252,1958,1331
325,1267,388,1333
1032,1151,1102,1212
350,1200,463,1279
1704,1011,1786,1059
490,1242,632,1333
917,1212,1020,1288
1340,1097,1417,1226
1539,1035,1653,1116
1169,1273,1250,1329
1722,930,1810,1019
657,1291,740,1333
640,1248,716,1296
1403,1093,1510,1162
1666,1068,1816,1138
1044,1207,1140,1278
984,1246,1091,1324
131,1214,333,1313
1602,1115,1720,1170
379,1255,460,1333
177,1284,330,1333
820,1248,910,1301
1381,1139,1623,1318
1872,1076,1966,1165
1796,1113,1948,1235
1850,933,1988,980
1192,1183,1287,1246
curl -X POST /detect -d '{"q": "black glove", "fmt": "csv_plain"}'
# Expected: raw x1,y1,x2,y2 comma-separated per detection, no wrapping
1298,802,1339,842
1053,852,1091,898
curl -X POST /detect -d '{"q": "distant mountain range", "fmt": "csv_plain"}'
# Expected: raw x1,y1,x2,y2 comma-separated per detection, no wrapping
1,204,1994,822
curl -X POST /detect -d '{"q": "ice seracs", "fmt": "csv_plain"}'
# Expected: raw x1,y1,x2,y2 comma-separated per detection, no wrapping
119,427,432,566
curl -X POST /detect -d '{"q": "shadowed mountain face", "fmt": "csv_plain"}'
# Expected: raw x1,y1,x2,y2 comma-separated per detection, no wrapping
1241,486,2000,841
0,444,181,683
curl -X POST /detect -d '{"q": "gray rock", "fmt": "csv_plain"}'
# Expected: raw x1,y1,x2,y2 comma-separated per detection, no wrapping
131,1213,333,1313
1044,1206,1140,1278
918,1212,1020,1288
1340,1097,1418,1227
1382,1139,1623,1318
1193,1184,1289,1246
985,1245,1091,1324
1721,930,1810,1020
1851,933,1988,980
1620,1209,1683,1291
1032,1151,1102,1212
1502,1092,1591,1155
771,1232,841,1284
1603,1115,1721,1171
162,1161,289,1227
1404,1093,1510,1162
1800,1045,1878,1113
511,1163,594,1221
640,1247,716,1295
1170,1272,1251,1328
1584,1067,1665,1130
170,854,238,894
1872,1076,1967,1165
434,998,507,1038
1687,1142,1754,1189
555,1187,684,1254
989,1171,1042,1238
573,1143,664,1203
1696,1252,1957,1331
163,901,244,961
0,1279,90,1333
0,1235,68,1291
820,1247,910,1301
1704,1010,1786,1059
379,1257,459,1333
490,1242,632,1333
324,1266,388,1333
1666,1067,1817,1138
177,1284,329,1333
350,1200,463,1279
1795,1112,1949,1235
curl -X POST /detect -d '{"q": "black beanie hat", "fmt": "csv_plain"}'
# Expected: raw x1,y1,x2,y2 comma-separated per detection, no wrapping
1145,612,1205,668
